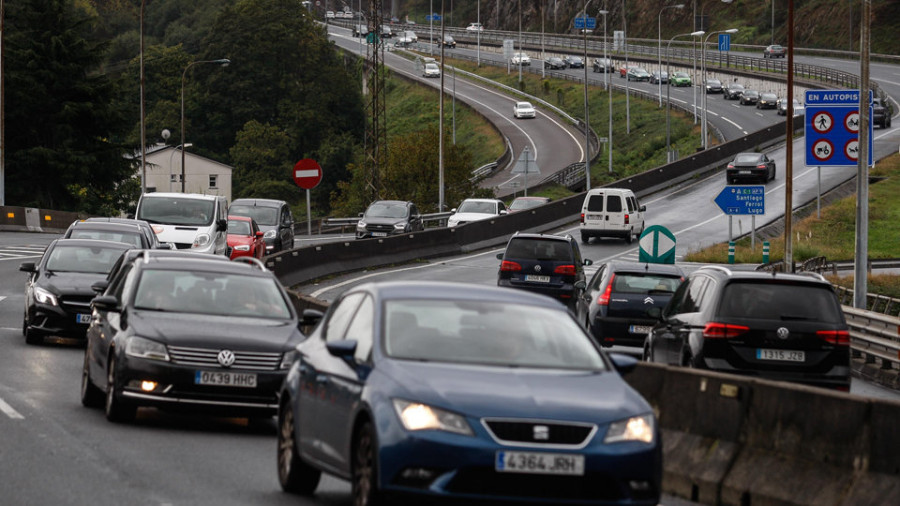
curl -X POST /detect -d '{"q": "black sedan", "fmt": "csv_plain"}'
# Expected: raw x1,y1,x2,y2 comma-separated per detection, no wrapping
704,79,723,94
579,262,684,348
20,239,131,344
723,83,745,100
81,253,308,422
726,152,776,184
739,89,760,105
757,92,779,109
562,55,584,68
544,57,566,70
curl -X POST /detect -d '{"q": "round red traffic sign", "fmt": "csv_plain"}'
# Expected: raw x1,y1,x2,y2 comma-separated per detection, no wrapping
293,159,322,190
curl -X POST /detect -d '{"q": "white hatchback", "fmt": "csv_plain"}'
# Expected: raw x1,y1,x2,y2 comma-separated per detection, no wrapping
447,198,508,227
513,101,536,119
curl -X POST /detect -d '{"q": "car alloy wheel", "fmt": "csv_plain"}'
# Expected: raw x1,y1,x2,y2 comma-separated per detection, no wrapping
278,403,321,494
81,351,104,408
105,355,136,423
352,422,382,506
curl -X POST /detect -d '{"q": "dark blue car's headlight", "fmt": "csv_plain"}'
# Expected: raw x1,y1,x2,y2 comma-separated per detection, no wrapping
125,336,170,362
604,414,655,444
393,399,473,436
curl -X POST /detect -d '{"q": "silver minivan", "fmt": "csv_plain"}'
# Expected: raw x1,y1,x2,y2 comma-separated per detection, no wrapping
579,188,645,244
134,193,229,255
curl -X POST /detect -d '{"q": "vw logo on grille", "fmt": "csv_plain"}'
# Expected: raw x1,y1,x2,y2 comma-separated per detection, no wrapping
776,327,790,340
217,349,236,367
534,265,542,273
533,425,549,440
644,296,654,304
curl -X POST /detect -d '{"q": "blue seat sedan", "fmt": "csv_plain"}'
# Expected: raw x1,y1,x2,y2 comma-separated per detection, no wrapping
277,281,661,505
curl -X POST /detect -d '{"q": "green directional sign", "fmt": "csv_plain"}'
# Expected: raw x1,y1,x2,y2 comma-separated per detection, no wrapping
366,32,380,45
638,225,676,264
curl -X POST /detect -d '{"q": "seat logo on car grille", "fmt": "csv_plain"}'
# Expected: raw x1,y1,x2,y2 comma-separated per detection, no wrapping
533,425,549,440
217,349,236,367
534,265,542,273
777,327,790,340
644,296,654,304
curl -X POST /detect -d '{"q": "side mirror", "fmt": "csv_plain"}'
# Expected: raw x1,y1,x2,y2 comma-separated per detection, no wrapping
126,213,135,219
583,259,593,266
499,210,508,215
358,212,365,217
574,280,586,290
451,208,457,213
91,280,109,294
216,219,227,231
19,262,36,273
326,340,357,359
300,308,324,327
496,253,504,260
256,231,264,238
91,295,119,311
639,205,647,212
647,307,662,320
608,353,638,375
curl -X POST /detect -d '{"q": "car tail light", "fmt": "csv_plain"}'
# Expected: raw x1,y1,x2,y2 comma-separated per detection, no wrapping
580,213,585,224
817,329,850,345
703,322,749,339
727,163,734,169
624,214,630,225
598,274,615,305
500,260,522,272
554,265,576,276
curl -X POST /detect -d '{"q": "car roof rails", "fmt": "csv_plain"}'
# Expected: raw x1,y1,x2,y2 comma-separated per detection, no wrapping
699,265,732,276
795,271,827,282
231,256,268,271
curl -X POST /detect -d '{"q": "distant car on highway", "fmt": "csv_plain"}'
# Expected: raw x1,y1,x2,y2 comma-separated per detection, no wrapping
626,67,651,82
562,55,584,68
649,71,668,84
447,198,508,227
20,239,131,345
544,57,566,70
442,34,456,48
423,62,441,77
276,280,661,505
581,261,684,348
763,44,786,58
643,266,851,391
704,78,723,93
508,196,550,212
226,215,266,260
873,97,893,128
592,58,614,73
669,71,691,87
82,252,305,422
228,198,295,254
64,220,153,250
726,152,776,184
776,98,804,117
739,89,760,105
466,22,484,31
325,10,335,19
619,65,638,78
723,82,745,100
513,101,536,119
510,52,531,66
757,92,779,109
356,200,424,239
579,188,645,244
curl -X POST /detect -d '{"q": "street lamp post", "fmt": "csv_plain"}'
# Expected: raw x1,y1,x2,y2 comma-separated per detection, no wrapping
598,9,612,174
667,31,705,162
476,0,481,66
518,0,523,83
701,28,737,150
582,0,594,190
658,4,685,107
180,58,230,193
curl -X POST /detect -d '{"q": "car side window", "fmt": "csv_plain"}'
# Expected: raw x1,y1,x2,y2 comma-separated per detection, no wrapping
626,197,635,213
110,264,137,306
589,265,607,290
344,295,375,362
325,292,365,342
667,276,708,315
571,240,583,268
498,201,507,213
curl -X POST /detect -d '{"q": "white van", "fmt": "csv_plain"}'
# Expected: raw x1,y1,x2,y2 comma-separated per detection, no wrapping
134,193,229,255
579,188,645,244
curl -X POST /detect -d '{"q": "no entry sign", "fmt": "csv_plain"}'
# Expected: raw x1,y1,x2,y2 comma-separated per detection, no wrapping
293,159,322,190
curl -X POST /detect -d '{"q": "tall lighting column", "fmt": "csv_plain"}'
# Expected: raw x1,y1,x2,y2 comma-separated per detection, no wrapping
700,28,737,150
180,59,230,193
666,31,704,162
140,0,146,194
599,9,611,174
582,0,594,190
657,4,684,107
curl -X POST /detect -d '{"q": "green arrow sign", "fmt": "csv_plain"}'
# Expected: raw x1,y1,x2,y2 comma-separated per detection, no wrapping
638,225,676,264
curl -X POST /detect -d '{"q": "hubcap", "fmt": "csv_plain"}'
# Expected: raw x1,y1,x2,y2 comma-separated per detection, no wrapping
278,410,294,480
354,431,373,506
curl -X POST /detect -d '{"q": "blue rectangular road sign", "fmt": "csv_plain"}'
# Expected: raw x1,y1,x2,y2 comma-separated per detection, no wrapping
804,90,873,167
426,14,441,21
714,186,765,215
574,17,596,30
718,33,731,51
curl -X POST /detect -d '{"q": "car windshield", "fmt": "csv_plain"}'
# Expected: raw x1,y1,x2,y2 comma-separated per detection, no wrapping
730,84,745,90
734,154,761,164
516,102,532,110
227,219,252,235
674,72,688,78
717,281,842,322
612,273,682,294
133,269,291,319
709,80,721,85
366,202,409,218
45,244,125,274
69,230,143,248
138,197,216,227
228,205,279,226
384,299,608,370
505,238,571,261
457,201,496,214
425,64,439,71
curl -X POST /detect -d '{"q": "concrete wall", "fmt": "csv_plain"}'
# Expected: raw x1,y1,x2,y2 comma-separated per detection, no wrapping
0,206,84,233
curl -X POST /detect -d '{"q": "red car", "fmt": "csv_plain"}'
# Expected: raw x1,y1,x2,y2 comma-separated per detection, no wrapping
226,215,266,260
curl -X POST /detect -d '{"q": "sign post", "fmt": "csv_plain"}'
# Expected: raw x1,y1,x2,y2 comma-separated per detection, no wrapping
293,159,323,236
714,185,765,246
511,146,540,197
638,225,676,264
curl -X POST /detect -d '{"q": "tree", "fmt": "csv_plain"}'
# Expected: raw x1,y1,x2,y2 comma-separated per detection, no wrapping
4,0,135,212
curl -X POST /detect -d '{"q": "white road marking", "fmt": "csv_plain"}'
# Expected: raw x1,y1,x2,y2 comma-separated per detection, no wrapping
721,116,746,134
0,296,6,303
755,112,764,117
0,396,25,420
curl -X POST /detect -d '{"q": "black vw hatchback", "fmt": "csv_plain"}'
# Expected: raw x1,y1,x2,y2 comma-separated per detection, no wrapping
20,239,131,345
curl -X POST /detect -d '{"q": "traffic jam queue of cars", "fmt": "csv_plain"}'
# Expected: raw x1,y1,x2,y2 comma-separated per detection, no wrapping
19,183,850,505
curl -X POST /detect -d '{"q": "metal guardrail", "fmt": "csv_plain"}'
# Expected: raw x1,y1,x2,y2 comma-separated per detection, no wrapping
323,212,454,233
843,306,900,375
